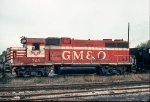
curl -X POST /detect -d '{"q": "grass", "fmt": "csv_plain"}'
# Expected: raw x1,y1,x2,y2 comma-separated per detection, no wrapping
1,73,149,85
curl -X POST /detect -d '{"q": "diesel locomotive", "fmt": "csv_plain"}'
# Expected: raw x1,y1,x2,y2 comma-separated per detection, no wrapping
3,36,138,77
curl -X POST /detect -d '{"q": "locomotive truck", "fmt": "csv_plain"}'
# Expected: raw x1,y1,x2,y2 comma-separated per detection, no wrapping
4,36,136,77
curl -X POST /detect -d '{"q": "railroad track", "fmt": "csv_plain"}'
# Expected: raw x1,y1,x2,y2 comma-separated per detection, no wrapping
0,85,149,101
0,80,149,92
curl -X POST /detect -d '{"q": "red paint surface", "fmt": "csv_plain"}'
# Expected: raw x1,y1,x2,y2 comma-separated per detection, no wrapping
7,37,130,66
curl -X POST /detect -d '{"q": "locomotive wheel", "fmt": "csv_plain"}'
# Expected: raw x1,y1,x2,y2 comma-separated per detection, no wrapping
15,71,24,77
117,69,122,75
37,71,43,77
109,68,120,75
24,71,31,77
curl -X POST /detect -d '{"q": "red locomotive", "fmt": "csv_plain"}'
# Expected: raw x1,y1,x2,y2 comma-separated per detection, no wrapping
6,37,135,76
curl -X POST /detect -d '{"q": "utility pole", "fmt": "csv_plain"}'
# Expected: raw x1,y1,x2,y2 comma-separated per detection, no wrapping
149,0,150,40
128,22,130,48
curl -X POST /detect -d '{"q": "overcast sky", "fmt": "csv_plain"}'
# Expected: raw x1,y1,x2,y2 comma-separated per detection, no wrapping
0,0,149,54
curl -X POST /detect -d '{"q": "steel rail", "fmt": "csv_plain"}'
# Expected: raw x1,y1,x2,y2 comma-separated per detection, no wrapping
0,85,149,101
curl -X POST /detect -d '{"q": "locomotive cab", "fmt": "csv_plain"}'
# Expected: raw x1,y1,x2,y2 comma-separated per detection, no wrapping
21,37,45,58
12,37,50,77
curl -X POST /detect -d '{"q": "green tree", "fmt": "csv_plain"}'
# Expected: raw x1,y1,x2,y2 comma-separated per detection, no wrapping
136,40,150,48
0,51,6,63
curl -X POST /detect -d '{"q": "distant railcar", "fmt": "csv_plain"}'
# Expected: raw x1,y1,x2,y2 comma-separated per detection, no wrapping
130,48,150,72
5,37,135,77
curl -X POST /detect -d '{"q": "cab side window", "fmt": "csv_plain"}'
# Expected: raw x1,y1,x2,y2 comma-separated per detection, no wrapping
32,43,40,50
